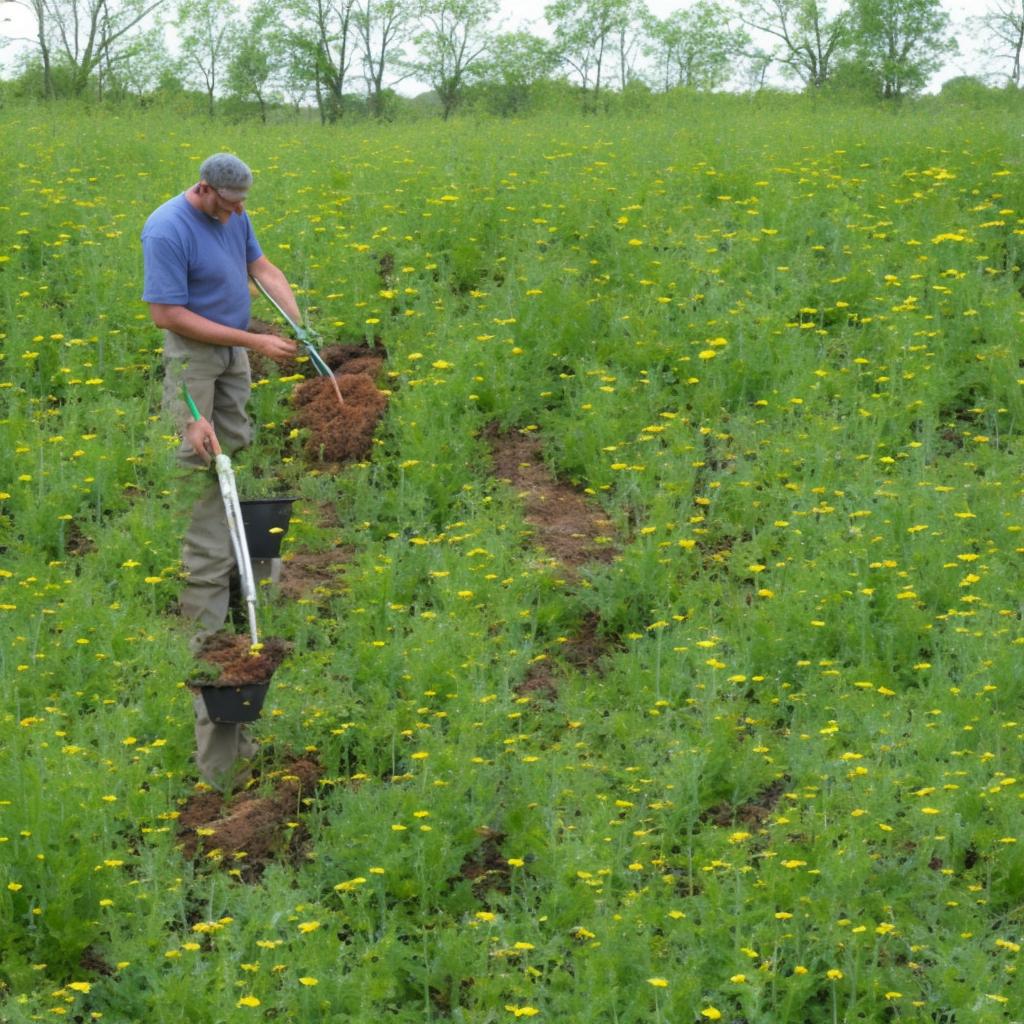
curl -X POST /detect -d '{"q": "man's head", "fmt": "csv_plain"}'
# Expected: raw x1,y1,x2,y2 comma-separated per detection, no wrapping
198,153,253,202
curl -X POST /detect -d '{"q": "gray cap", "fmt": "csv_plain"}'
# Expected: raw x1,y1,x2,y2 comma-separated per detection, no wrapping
199,153,253,197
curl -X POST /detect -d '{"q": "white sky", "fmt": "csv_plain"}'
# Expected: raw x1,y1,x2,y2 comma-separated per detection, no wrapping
0,0,1005,91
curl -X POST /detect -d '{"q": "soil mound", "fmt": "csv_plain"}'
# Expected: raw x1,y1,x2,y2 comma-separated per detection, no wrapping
321,342,387,380
292,374,389,464
195,634,290,685
177,756,323,873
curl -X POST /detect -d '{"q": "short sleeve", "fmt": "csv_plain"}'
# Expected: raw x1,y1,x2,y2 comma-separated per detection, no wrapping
142,232,190,305
244,216,262,265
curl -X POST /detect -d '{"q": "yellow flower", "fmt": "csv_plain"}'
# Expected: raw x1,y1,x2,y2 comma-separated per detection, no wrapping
298,976,319,986
647,977,669,988
237,996,261,1007
702,1009,722,1021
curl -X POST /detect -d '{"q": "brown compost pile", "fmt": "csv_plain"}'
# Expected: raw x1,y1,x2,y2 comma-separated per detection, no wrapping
247,321,390,466
292,372,389,464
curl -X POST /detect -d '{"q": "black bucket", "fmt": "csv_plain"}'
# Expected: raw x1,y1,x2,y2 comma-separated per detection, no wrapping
240,498,296,558
201,680,271,723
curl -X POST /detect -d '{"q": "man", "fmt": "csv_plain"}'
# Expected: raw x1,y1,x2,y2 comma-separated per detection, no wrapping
141,152,298,790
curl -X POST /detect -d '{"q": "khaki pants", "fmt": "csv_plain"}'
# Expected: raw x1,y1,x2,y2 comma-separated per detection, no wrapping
191,693,260,792
163,330,279,789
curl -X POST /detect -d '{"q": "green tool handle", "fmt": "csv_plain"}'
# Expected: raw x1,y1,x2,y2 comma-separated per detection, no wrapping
183,385,202,422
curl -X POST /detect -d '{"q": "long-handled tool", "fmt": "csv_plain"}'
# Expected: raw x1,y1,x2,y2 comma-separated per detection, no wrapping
249,275,345,410
183,386,260,646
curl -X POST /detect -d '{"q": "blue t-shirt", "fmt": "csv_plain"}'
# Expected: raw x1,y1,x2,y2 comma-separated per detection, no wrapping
141,192,262,330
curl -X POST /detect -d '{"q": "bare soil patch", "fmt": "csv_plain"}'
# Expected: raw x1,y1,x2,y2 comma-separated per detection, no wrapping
515,614,623,700
248,320,390,465
453,825,511,898
177,756,322,875
279,547,355,600
702,778,789,829
488,426,616,574
64,519,96,557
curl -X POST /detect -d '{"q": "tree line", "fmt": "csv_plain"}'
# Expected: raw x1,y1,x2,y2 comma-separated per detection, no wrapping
1,0,1023,119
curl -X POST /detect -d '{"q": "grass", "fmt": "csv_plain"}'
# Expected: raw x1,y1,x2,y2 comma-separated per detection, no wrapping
2,91,1024,1021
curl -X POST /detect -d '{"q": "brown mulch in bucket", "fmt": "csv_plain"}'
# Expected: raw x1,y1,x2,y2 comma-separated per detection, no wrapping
195,634,290,686
292,374,389,464
177,756,323,872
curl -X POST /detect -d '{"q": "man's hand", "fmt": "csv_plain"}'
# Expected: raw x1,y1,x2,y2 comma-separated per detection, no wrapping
246,330,298,362
184,416,222,466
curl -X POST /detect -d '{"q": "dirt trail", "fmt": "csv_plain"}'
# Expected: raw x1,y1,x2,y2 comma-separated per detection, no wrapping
488,427,616,574
488,427,624,699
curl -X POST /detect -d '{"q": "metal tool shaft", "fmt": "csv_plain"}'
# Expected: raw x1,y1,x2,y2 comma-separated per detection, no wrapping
249,275,333,377
215,454,259,646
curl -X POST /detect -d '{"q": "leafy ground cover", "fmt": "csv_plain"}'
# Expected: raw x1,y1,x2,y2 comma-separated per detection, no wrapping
3,92,1024,1021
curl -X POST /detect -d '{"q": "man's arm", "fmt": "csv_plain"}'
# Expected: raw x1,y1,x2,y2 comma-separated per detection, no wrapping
148,303,296,361
248,255,303,325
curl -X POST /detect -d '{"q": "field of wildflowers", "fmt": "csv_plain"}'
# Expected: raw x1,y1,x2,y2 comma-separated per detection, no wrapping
3,92,1024,1022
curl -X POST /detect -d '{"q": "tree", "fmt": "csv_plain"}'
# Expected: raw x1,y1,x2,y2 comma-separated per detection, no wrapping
644,1,749,91
612,0,647,88
976,0,1024,86
354,0,412,117
473,29,559,114
177,0,238,115
292,0,356,122
225,0,278,119
276,29,316,112
2,0,55,96
736,0,851,88
744,46,775,89
105,23,171,99
410,0,498,120
545,0,638,103
6,0,167,97
850,0,957,98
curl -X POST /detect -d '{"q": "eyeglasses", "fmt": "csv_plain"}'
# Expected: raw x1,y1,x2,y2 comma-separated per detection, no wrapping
211,185,249,204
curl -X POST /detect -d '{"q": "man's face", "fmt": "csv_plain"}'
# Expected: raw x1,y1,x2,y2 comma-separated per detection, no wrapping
199,181,248,222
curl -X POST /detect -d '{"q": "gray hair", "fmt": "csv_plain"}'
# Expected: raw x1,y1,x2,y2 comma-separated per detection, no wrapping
199,153,253,192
